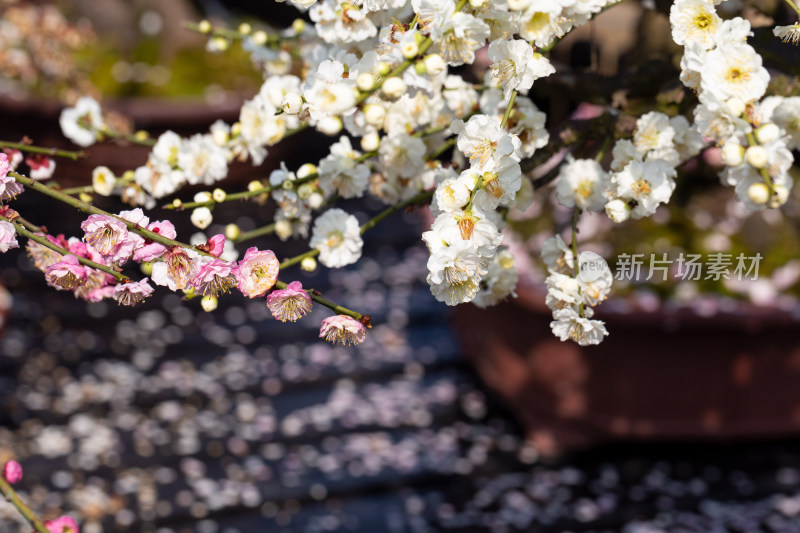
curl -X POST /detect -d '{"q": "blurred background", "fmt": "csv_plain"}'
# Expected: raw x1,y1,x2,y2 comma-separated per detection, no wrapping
2,1,800,532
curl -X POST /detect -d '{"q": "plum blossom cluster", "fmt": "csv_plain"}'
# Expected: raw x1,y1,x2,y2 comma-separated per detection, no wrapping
0,0,792,363
0,155,369,347
541,236,613,346
671,0,797,210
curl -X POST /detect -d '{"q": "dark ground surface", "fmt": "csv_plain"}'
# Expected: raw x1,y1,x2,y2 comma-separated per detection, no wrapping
2,193,800,533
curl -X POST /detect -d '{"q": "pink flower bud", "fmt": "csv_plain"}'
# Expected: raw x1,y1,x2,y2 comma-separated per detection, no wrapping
45,515,80,533
2,460,22,484
206,234,226,257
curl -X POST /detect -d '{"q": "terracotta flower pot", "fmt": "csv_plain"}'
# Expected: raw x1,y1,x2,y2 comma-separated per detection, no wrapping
452,277,800,456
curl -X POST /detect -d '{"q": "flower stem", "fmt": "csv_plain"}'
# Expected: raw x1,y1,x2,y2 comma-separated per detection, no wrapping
166,152,377,211
0,477,51,533
99,127,156,147
0,140,86,161
745,130,775,191
783,0,800,18
570,207,585,317
232,223,276,243
500,89,518,129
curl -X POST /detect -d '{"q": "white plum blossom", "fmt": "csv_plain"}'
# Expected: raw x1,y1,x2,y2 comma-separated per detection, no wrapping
59,96,104,147
610,159,677,219
309,208,364,268
487,38,555,98
555,157,608,212
700,44,769,105
178,134,229,186
318,136,371,198
669,0,722,48
550,307,608,346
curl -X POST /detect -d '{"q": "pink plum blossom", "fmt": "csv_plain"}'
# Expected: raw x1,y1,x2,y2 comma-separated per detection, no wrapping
0,153,24,202
189,258,237,296
319,314,367,346
0,221,18,253
25,154,56,180
113,278,154,306
133,220,176,262
236,247,279,298
267,281,313,322
151,246,200,291
81,214,129,258
45,255,87,290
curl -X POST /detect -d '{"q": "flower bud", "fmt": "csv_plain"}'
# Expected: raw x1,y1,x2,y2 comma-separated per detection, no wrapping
308,192,324,209
248,180,264,192
770,184,790,208
3,461,22,484
211,127,229,146
423,54,446,76
194,191,212,203
377,62,391,76
469,0,485,7
231,122,242,137
252,30,268,46
281,93,303,114
363,104,386,127
275,219,293,240
381,77,406,100
317,115,343,136
361,131,380,152
720,141,744,166
301,256,318,272
297,183,314,199
191,207,213,229
238,22,252,35
212,188,227,202
198,20,212,33
282,179,295,191
725,97,745,117
356,72,375,92
140,261,153,276
755,123,780,145
746,182,770,205
744,145,768,169
605,199,631,223
401,40,419,59
172,198,183,209
92,166,115,196
79,192,93,203
292,18,306,34
225,223,241,240
297,163,317,179
210,36,229,52
201,295,218,312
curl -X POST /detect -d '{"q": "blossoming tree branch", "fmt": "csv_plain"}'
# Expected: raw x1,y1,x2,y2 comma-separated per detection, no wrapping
1,0,800,360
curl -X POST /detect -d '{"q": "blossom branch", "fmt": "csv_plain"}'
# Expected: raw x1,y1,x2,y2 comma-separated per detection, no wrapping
0,477,50,533
0,140,86,161
783,0,800,18
1,215,129,282
166,152,376,211
11,171,369,319
279,188,434,270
